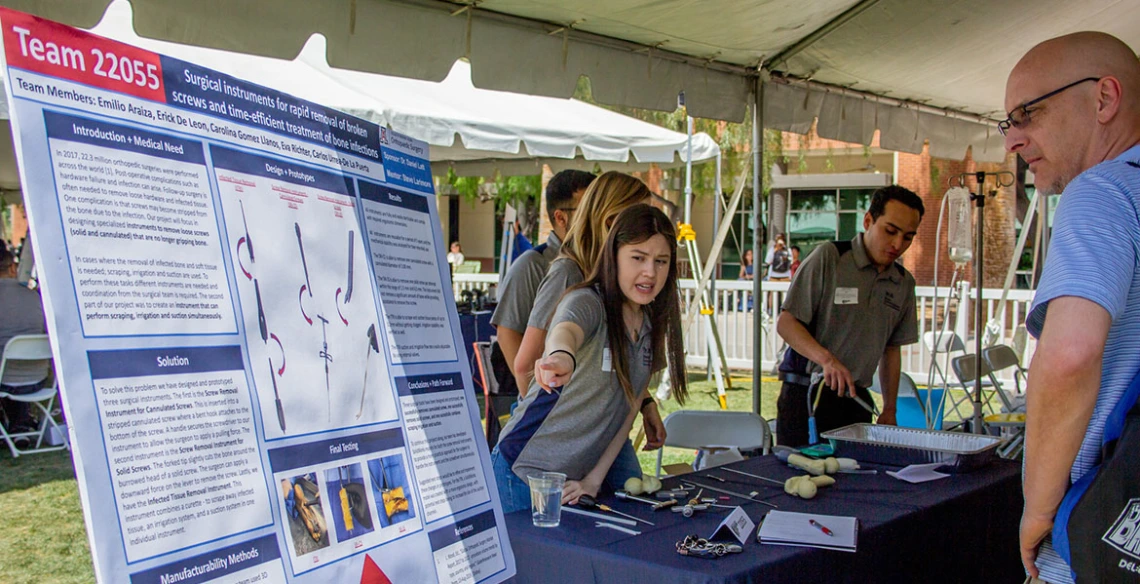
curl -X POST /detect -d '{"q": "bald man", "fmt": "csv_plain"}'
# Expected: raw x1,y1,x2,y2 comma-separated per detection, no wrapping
1004,32,1140,583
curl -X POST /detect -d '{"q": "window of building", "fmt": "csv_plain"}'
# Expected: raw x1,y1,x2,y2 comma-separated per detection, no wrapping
786,188,876,256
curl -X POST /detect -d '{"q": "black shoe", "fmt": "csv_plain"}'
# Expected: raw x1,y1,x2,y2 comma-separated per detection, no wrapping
12,436,32,450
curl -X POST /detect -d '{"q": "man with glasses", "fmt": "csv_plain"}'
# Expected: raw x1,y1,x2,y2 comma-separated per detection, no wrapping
492,170,593,394
1004,32,1140,584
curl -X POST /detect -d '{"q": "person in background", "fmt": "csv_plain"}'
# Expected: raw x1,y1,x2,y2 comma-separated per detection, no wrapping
738,249,754,281
737,248,755,312
447,241,464,273
790,245,802,278
766,234,792,282
512,171,663,492
1003,32,1140,584
492,205,688,512
492,170,594,387
0,245,47,445
775,185,923,447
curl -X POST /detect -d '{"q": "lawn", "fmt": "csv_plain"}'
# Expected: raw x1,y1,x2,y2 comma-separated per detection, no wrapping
0,449,93,584
0,372,998,583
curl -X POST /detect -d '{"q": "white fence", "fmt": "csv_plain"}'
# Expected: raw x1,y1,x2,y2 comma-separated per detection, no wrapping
453,274,1035,384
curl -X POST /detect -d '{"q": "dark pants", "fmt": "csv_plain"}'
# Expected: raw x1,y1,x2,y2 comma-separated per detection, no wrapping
776,381,873,447
1,381,44,432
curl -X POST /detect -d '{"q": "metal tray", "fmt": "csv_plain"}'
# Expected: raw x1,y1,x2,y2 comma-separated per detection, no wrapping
820,424,1001,472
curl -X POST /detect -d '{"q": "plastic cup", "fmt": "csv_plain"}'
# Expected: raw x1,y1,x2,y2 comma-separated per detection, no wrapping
527,472,566,527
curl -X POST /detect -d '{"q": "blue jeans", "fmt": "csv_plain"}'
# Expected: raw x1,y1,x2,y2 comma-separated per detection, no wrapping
491,440,642,514
604,440,642,490
491,447,532,514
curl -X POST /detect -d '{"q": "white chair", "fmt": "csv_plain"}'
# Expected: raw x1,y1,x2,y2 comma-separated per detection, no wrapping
0,334,67,457
654,410,770,478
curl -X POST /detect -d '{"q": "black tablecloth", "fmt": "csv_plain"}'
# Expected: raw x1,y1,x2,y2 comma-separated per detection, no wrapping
505,456,1023,583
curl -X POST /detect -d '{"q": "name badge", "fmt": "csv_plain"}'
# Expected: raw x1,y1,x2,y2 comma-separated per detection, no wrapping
602,348,613,372
834,287,859,305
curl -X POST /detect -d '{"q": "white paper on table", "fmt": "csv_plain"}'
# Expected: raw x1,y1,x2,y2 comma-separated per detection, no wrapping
756,510,858,552
886,462,951,484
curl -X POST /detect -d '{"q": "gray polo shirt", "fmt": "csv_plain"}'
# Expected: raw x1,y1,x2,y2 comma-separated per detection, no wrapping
781,234,918,388
526,256,584,331
491,233,562,334
498,287,657,482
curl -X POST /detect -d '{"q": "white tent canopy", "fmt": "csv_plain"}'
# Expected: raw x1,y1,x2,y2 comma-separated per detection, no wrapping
11,0,1137,163
0,0,721,198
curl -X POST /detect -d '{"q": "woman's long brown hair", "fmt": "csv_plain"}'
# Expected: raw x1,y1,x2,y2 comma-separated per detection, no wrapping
574,204,687,406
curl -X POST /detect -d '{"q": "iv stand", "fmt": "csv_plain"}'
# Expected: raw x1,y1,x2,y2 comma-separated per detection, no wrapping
952,171,1014,434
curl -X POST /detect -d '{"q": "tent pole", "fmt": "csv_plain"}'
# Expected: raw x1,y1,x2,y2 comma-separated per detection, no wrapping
709,150,722,379
752,76,764,417
685,116,694,225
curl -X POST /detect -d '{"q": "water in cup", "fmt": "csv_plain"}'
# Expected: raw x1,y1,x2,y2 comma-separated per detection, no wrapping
528,472,565,527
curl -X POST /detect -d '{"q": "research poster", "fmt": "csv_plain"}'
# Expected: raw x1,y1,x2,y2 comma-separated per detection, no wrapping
0,8,514,583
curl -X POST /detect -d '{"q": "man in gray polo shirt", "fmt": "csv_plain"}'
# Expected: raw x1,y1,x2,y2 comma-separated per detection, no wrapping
775,185,923,447
492,170,594,394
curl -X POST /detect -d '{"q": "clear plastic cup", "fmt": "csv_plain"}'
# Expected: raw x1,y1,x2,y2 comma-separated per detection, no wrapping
527,472,566,527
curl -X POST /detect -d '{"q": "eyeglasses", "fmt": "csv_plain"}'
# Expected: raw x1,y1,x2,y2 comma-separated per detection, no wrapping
998,77,1101,136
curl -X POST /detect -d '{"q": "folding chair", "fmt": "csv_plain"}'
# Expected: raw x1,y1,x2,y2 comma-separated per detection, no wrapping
472,341,517,450
946,354,998,429
948,355,1025,457
924,331,965,399
982,344,1027,412
0,334,67,457
654,410,770,478
981,344,1028,458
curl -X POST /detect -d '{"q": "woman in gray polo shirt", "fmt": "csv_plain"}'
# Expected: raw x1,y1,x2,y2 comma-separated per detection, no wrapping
492,205,689,513
512,171,660,492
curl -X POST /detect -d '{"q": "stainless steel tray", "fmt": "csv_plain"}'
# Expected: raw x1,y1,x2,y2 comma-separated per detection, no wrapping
820,424,1001,472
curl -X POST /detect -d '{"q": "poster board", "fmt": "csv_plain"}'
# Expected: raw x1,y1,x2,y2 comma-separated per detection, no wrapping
0,8,514,583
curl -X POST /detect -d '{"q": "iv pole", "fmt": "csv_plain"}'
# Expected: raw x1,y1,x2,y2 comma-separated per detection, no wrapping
953,171,1014,434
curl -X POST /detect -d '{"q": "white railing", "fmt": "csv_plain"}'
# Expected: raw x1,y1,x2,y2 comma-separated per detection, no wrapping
454,273,1036,385
452,273,499,299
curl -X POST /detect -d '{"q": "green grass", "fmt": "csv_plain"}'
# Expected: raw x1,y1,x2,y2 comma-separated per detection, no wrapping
0,449,93,584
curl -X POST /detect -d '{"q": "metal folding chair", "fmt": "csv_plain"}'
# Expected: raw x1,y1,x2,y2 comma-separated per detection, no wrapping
949,353,1024,458
654,410,770,478
0,334,67,457
947,354,998,428
982,344,1027,412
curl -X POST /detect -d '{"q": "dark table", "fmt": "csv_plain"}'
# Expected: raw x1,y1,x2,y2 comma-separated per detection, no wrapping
505,455,1023,583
